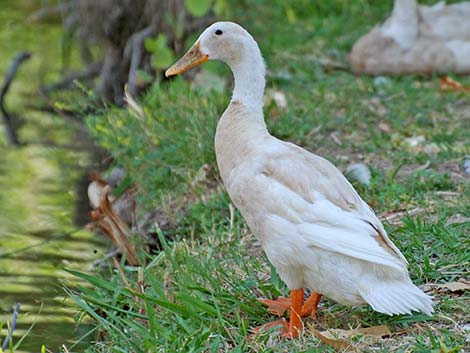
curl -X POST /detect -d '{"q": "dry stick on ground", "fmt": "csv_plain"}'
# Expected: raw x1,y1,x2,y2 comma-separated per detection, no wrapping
0,52,31,145
1,303,20,351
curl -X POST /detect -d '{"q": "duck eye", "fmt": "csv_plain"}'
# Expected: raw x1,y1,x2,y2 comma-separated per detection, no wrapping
215,29,223,35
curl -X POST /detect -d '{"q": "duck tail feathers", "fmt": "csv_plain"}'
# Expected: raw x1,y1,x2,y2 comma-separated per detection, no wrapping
360,280,434,316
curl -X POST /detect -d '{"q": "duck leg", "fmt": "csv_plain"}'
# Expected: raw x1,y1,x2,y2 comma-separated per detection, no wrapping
283,288,304,338
259,296,291,316
301,292,323,317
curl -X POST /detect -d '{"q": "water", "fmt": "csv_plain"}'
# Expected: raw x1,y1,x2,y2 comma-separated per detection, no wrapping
0,1,108,351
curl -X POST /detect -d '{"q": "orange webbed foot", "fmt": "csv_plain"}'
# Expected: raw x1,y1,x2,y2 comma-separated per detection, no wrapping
301,292,322,318
259,296,291,316
260,292,322,318
255,290,323,339
251,319,288,339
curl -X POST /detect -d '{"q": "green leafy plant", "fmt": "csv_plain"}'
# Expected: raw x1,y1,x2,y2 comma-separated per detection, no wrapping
144,0,231,74
145,34,175,71
185,0,214,17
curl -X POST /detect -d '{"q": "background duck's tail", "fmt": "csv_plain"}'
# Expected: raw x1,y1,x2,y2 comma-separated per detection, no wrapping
360,280,434,316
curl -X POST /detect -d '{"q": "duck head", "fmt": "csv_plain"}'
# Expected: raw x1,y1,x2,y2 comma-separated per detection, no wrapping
165,21,263,76
166,22,266,111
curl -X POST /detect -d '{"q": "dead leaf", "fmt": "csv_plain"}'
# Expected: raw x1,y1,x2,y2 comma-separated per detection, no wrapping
309,325,391,352
354,326,391,337
435,279,470,293
310,326,360,352
378,122,392,133
424,279,470,294
440,76,470,92
446,213,470,226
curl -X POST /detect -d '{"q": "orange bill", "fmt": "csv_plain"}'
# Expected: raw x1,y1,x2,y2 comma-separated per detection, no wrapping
165,42,208,77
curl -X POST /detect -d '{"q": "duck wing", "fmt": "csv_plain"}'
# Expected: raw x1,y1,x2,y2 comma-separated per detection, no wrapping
419,2,470,41
253,143,408,270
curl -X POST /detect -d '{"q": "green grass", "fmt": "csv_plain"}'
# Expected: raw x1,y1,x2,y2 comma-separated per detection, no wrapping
75,0,470,352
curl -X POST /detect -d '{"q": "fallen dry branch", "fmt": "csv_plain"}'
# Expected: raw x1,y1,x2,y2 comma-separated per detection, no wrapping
87,174,140,266
0,52,31,145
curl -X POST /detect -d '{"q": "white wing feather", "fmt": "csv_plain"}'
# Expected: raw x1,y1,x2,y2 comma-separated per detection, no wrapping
254,142,408,270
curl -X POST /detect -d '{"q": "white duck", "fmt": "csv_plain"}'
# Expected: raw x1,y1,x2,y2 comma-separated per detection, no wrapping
350,0,470,75
166,22,434,338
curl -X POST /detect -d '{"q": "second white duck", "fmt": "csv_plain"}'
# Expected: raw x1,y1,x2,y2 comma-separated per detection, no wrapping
350,0,470,75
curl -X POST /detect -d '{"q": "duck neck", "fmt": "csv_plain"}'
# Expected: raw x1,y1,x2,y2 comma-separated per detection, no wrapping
215,50,269,183
382,0,418,49
392,0,417,19
229,47,266,113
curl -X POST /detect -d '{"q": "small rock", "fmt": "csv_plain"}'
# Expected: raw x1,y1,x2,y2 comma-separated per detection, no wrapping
463,158,470,175
405,135,425,148
346,163,372,186
373,76,391,86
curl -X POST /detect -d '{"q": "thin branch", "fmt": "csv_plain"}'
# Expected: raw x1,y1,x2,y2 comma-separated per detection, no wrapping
27,1,74,22
2,303,21,351
124,24,158,96
0,52,31,145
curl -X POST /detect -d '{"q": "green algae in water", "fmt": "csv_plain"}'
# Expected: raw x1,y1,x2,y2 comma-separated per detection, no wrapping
0,2,108,352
